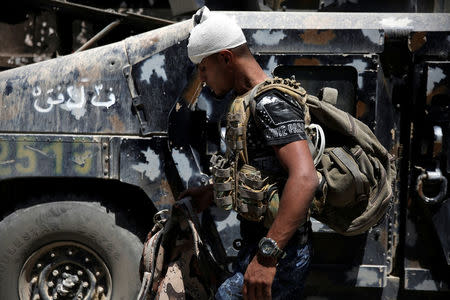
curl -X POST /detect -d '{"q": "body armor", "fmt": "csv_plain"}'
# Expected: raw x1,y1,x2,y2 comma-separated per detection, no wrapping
210,78,308,227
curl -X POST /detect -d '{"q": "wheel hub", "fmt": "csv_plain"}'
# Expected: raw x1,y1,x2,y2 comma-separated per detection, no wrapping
19,242,112,300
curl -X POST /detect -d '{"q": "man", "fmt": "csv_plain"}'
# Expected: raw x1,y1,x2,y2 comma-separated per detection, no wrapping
179,7,318,300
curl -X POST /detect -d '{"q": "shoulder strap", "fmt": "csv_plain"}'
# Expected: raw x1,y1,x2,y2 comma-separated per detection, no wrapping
231,77,310,165
254,77,311,125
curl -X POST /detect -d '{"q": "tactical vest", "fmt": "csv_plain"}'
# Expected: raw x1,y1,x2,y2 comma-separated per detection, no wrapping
211,77,396,236
210,78,308,227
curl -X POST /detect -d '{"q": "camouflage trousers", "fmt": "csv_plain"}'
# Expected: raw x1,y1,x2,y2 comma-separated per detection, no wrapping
215,230,312,300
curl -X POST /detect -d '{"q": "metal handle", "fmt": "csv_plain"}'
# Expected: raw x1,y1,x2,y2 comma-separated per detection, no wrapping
416,170,448,204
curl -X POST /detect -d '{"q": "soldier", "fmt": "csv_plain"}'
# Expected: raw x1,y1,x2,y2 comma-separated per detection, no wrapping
179,7,318,300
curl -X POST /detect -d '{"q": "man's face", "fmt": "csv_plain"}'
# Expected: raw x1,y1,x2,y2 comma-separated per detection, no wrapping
197,53,233,98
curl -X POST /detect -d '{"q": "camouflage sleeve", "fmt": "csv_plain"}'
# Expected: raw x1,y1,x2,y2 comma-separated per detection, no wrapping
253,89,307,146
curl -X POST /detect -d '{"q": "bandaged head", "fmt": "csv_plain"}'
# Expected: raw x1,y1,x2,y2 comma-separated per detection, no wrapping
187,7,247,64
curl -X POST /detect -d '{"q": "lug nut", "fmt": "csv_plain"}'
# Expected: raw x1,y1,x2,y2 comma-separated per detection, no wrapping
52,270,59,276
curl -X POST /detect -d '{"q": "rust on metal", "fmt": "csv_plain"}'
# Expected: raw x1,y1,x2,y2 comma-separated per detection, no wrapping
155,179,176,207
299,29,336,45
426,85,448,105
108,114,125,132
294,57,321,66
182,71,203,106
408,32,427,52
356,100,367,119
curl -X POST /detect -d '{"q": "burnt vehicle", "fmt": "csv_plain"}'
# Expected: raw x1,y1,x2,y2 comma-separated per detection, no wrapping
1,6,450,300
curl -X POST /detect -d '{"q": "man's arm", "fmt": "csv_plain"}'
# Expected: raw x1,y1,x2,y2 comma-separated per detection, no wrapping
267,140,318,249
243,140,318,300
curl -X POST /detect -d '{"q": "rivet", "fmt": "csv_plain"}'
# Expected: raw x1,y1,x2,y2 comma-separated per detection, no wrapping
52,270,59,276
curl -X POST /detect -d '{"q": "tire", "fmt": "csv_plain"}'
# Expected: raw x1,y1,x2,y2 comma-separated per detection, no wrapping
0,200,144,300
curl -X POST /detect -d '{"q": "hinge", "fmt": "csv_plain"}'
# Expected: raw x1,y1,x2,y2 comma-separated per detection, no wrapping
123,64,152,136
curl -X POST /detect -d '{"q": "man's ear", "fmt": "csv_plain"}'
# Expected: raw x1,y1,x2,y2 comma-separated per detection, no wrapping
219,50,233,65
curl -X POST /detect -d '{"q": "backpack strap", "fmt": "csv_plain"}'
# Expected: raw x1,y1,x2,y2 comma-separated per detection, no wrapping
255,77,311,125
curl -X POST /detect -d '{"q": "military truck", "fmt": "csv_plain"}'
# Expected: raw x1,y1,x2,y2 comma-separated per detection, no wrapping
1,4,449,300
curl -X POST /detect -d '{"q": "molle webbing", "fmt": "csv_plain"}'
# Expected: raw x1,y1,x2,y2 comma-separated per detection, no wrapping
212,77,311,224
255,77,311,125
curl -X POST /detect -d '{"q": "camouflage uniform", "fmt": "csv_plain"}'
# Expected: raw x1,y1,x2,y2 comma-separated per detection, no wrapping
216,88,312,299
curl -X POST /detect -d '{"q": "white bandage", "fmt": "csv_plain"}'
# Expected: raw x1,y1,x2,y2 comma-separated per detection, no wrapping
187,7,247,64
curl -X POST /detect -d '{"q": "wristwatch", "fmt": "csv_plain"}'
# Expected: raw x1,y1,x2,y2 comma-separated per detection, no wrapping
258,237,286,259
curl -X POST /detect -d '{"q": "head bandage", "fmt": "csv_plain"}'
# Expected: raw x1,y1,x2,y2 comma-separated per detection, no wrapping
187,7,247,64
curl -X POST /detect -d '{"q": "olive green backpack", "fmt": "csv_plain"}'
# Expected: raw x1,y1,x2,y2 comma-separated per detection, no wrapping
247,77,396,236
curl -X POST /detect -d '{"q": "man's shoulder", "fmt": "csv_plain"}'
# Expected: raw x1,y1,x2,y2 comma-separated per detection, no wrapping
254,87,292,103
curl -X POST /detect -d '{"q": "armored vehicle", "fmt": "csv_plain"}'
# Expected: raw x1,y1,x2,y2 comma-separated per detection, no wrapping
1,3,450,299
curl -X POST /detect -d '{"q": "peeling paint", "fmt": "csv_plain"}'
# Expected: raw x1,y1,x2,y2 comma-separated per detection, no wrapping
294,58,321,66
380,17,412,28
356,266,382,286
362,29,381,45
252,30,286,46
412,279,439,290
72,151,92,166
108,114,125,132
356,100,367,119
172,148,193,185
140,53,167,83
132,148,161,181
264,56,278,77
348,59,368,88
408,32,427,52
426,66,445,95
24,34,33,47
299,30,336,45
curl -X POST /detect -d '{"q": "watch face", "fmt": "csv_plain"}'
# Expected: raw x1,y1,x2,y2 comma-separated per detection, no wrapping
260,239,274,256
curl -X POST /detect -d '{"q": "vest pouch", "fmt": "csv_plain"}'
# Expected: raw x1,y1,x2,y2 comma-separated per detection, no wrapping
236,164,270,222
211,154,234,210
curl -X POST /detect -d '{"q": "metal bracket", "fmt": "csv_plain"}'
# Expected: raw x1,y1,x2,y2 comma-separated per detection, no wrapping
123,65,152,136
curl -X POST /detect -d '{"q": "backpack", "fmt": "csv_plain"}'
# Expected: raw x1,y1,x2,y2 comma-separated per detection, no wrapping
243,77,396,236
137,198,230,300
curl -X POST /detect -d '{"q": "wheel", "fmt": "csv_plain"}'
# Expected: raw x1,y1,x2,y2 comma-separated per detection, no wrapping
0,200,144,300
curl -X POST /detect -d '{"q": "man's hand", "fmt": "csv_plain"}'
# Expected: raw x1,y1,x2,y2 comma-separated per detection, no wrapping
178,184,214,213
243,254,277,300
